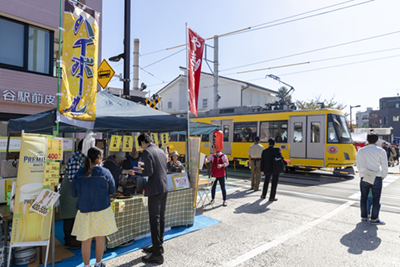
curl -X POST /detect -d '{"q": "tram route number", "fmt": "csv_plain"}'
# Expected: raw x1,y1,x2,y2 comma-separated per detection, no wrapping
327,157,338,161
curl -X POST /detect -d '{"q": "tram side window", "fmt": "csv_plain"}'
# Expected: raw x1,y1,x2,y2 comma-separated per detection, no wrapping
170,133,178,141
223,125,229,142
293,122,303,143
179,134,186,142
260,121,288,143
233,122,257,142
201,134,209,142
311,122,320,143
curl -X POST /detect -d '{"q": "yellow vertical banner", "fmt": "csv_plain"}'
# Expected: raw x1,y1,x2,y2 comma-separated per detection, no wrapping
161,133,169,148
58,1,100,129
109,135,122,152
122,136,134,152
135,135,143,151
11,134,53,244
151,133,159,147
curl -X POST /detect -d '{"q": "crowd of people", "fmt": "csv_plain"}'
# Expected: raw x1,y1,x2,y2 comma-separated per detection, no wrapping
58,132,391,266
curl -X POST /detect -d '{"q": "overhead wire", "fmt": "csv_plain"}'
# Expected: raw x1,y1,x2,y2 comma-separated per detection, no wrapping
220,30,400,72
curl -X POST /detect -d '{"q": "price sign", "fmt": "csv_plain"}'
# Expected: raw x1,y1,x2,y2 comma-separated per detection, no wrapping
172,173,190,190
122,136,134,152
47,137,63,160
29,189,60,216
161,133,169,148
134,135,143,151
151,133,159,147
109,135,122,151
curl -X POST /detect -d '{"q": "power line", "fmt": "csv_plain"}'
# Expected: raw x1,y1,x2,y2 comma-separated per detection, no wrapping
139,0,366,56
278,54,400,77
234,47,400,75
230,0,374,37
142,48,186,69
220,30,400,72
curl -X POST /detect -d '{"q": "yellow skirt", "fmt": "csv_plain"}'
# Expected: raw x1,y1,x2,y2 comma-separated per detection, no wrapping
72,206,117,241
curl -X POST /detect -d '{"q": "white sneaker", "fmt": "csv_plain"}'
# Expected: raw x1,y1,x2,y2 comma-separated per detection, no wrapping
223,201,227,206
209,200,215,205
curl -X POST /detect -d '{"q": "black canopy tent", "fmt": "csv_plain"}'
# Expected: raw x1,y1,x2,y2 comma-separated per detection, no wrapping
8,91,191,133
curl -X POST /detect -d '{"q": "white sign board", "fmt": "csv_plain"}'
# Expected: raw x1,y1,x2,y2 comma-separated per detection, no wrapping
29,189,60,216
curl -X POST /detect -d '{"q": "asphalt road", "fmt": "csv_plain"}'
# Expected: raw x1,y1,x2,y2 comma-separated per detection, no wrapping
104,166,400,267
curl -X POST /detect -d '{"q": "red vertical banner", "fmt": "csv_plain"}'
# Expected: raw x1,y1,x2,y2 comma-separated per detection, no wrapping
188,28,205,117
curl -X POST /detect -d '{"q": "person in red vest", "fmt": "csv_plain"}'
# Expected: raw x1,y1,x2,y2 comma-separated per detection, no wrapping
205,150,229,206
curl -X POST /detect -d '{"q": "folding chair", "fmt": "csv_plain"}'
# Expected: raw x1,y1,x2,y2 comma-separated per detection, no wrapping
196,162,215,208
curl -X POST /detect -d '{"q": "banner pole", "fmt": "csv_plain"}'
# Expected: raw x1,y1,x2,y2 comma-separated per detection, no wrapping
55,0,63,137
186,23,190,174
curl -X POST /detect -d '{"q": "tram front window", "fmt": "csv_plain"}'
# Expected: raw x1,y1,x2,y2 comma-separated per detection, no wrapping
327,114,352,143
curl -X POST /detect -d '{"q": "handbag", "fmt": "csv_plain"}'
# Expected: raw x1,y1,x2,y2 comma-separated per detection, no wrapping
362,151,377,184
273,148,285,174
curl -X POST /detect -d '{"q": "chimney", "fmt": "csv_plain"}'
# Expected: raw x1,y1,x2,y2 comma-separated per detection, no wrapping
133,38,140,91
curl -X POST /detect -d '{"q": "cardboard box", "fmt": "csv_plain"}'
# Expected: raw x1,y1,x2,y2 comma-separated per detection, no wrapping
0,160,18,178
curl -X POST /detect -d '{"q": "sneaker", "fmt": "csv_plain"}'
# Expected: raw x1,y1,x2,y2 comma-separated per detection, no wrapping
223,201,227,206
361,218,368,223
95,263,106,267
370,219,385,225
209,199,215,205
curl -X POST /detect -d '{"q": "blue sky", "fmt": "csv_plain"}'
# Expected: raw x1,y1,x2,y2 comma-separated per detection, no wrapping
101,0,400,121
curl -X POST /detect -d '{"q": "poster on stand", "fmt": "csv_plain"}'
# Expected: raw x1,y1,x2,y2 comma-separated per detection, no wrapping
11,134,53,244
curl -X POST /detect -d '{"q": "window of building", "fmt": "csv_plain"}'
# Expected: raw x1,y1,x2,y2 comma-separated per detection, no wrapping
202,98,207,109
310,122,321,143
234,122,257,142
264,96,267,105
384,117,388,124
393,116,399,122
257,95,260,105
396,103,399,108
371,114,378,118
249,93,252,104
167,101,172,109
0,17,53,75
260,121,288,143
362,115,368,120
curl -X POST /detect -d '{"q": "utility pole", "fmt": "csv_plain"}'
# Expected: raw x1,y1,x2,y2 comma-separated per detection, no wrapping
213,35,219,109
123,0,131,97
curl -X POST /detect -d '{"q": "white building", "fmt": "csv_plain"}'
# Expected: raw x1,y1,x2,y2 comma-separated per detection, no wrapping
355,107,373,128
156,67,278,115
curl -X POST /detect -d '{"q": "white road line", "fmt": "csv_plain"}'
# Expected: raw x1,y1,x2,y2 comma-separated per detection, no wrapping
222,201,355,267
349,174,400,199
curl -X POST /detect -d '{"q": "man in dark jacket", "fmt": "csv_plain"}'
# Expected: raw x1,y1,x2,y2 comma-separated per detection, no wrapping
136,133,168,264
260,138,283,201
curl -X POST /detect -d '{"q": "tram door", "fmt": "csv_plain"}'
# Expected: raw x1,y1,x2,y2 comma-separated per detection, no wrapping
210,119,232,155
289,115,325,159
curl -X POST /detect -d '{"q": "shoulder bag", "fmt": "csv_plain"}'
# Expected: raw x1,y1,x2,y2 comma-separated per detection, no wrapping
273,148,285,174
362,150,377,184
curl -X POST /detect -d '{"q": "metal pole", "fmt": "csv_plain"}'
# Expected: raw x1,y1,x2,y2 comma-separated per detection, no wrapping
186,23,190,173
123,0,131,97
213,36,218,109
350,107,353,132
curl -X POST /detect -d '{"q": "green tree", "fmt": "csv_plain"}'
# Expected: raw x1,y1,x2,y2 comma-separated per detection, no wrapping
296,95,347,112
276,86,293,103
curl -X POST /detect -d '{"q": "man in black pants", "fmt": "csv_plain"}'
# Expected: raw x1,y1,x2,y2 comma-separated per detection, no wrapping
260,138,283,201
136,133,168,264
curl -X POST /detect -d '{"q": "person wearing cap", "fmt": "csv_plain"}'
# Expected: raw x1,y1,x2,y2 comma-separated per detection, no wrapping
247,136,264,191
103,151,134,188
167,150,183,173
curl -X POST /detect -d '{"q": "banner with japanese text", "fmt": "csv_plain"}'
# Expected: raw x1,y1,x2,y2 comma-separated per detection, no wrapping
188,28,205,117
58,1,100,129
11,134,53,244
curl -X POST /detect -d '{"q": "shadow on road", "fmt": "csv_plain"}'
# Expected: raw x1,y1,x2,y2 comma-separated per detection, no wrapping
340,222,381,254
234,198,272,214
